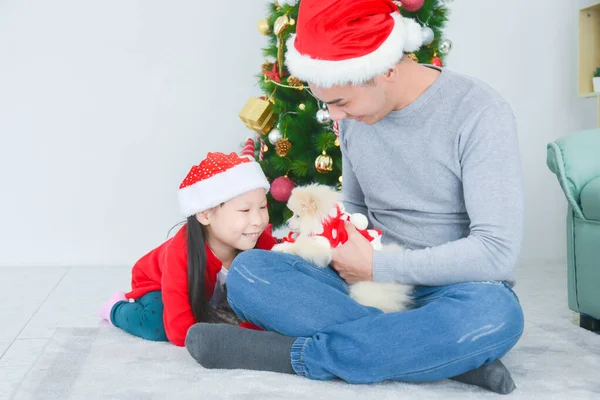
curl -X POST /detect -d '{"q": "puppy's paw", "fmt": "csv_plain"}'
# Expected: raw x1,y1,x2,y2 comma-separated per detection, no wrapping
272,242,295,254
302,252,332,268
292,236,332,268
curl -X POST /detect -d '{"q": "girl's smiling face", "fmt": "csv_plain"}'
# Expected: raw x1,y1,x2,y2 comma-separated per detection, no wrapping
198,188,269,255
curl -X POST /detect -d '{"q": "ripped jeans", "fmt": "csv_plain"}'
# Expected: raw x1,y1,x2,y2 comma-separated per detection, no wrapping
227,249,524,384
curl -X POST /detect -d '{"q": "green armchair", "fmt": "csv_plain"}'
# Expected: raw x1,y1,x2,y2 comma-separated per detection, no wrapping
547,129,600,331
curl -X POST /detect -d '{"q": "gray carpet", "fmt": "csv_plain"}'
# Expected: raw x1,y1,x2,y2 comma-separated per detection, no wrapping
12,263,600,399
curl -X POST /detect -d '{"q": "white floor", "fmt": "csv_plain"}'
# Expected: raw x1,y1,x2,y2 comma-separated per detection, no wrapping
0,262,598,399
0,266,131,399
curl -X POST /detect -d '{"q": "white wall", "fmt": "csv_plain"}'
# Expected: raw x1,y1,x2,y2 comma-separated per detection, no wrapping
444,0,598,265
0,0,596,267
0,0,269,266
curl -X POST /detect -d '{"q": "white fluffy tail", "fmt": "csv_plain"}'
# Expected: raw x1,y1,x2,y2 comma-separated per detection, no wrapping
349,281,412,313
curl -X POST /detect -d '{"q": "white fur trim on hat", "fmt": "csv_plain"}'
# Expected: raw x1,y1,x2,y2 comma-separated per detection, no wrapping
285,13,423,88
178,161,270,217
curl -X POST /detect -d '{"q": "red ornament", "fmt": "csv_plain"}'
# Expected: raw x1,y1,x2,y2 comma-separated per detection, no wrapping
271,176,295,202
263,61,289,83
400,0,424,12
431,56,443,67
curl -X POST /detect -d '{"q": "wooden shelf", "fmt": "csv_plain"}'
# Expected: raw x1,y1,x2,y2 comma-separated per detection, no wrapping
579,3,600,97
579,3,600,126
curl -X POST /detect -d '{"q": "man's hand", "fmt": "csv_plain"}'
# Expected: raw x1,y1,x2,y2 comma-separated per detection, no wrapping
331,222,374,283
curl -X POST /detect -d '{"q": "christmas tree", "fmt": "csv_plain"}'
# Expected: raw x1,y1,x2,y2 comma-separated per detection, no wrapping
239,0,452,228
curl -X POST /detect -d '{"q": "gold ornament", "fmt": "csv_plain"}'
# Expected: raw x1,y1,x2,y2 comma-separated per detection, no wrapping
275,138,292,157
299,103,306,110
287,75,304,88
289,18,295,26
258,18,270,35
273,15,290,77
338,175,343,183
264,145,269,152
273,15,290,35
406,53,419,63
334,138,340,147
273,15,289,35
315,150,334,173
239,97,277,135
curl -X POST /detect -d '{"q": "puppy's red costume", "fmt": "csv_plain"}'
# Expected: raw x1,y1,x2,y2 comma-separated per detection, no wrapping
282,203,382,249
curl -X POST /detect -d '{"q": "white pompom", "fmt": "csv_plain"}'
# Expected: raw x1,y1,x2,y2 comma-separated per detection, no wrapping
350,213,368,230
402,17,424,52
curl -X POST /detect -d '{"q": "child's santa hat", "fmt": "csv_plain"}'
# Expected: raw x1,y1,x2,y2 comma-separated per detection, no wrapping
285,0,424,88
178,152,269,217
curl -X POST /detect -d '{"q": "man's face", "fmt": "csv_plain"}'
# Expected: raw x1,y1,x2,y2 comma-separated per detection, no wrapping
309,79,392,125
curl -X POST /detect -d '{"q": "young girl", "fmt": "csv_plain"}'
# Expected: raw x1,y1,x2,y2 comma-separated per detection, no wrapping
99,151,276,346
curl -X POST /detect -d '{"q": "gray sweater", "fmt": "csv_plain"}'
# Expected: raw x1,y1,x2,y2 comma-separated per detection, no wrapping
339,66,524,287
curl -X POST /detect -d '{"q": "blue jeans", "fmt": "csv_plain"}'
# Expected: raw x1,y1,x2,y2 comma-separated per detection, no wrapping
227,249,524,384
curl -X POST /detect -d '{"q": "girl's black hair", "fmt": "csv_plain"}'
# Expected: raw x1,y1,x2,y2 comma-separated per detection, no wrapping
186,215,208,322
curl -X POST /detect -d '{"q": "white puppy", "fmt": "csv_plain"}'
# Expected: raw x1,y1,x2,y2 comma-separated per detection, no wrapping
272,184,412,312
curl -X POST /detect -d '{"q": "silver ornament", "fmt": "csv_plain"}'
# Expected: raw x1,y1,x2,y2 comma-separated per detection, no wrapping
439,39,453,54
421,26,434,46
316,109,331,124
268,128,283,145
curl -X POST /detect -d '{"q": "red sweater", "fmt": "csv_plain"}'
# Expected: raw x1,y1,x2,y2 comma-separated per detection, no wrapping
125,224,276,346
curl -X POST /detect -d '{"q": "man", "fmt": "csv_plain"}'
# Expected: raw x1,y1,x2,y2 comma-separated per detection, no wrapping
185,0,524,394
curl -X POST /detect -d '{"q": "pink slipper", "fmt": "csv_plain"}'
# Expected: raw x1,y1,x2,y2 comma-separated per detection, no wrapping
99,291,127,325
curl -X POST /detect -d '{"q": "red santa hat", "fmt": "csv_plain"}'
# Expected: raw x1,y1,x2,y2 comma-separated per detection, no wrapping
285,0,424,88
178,152,270,217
